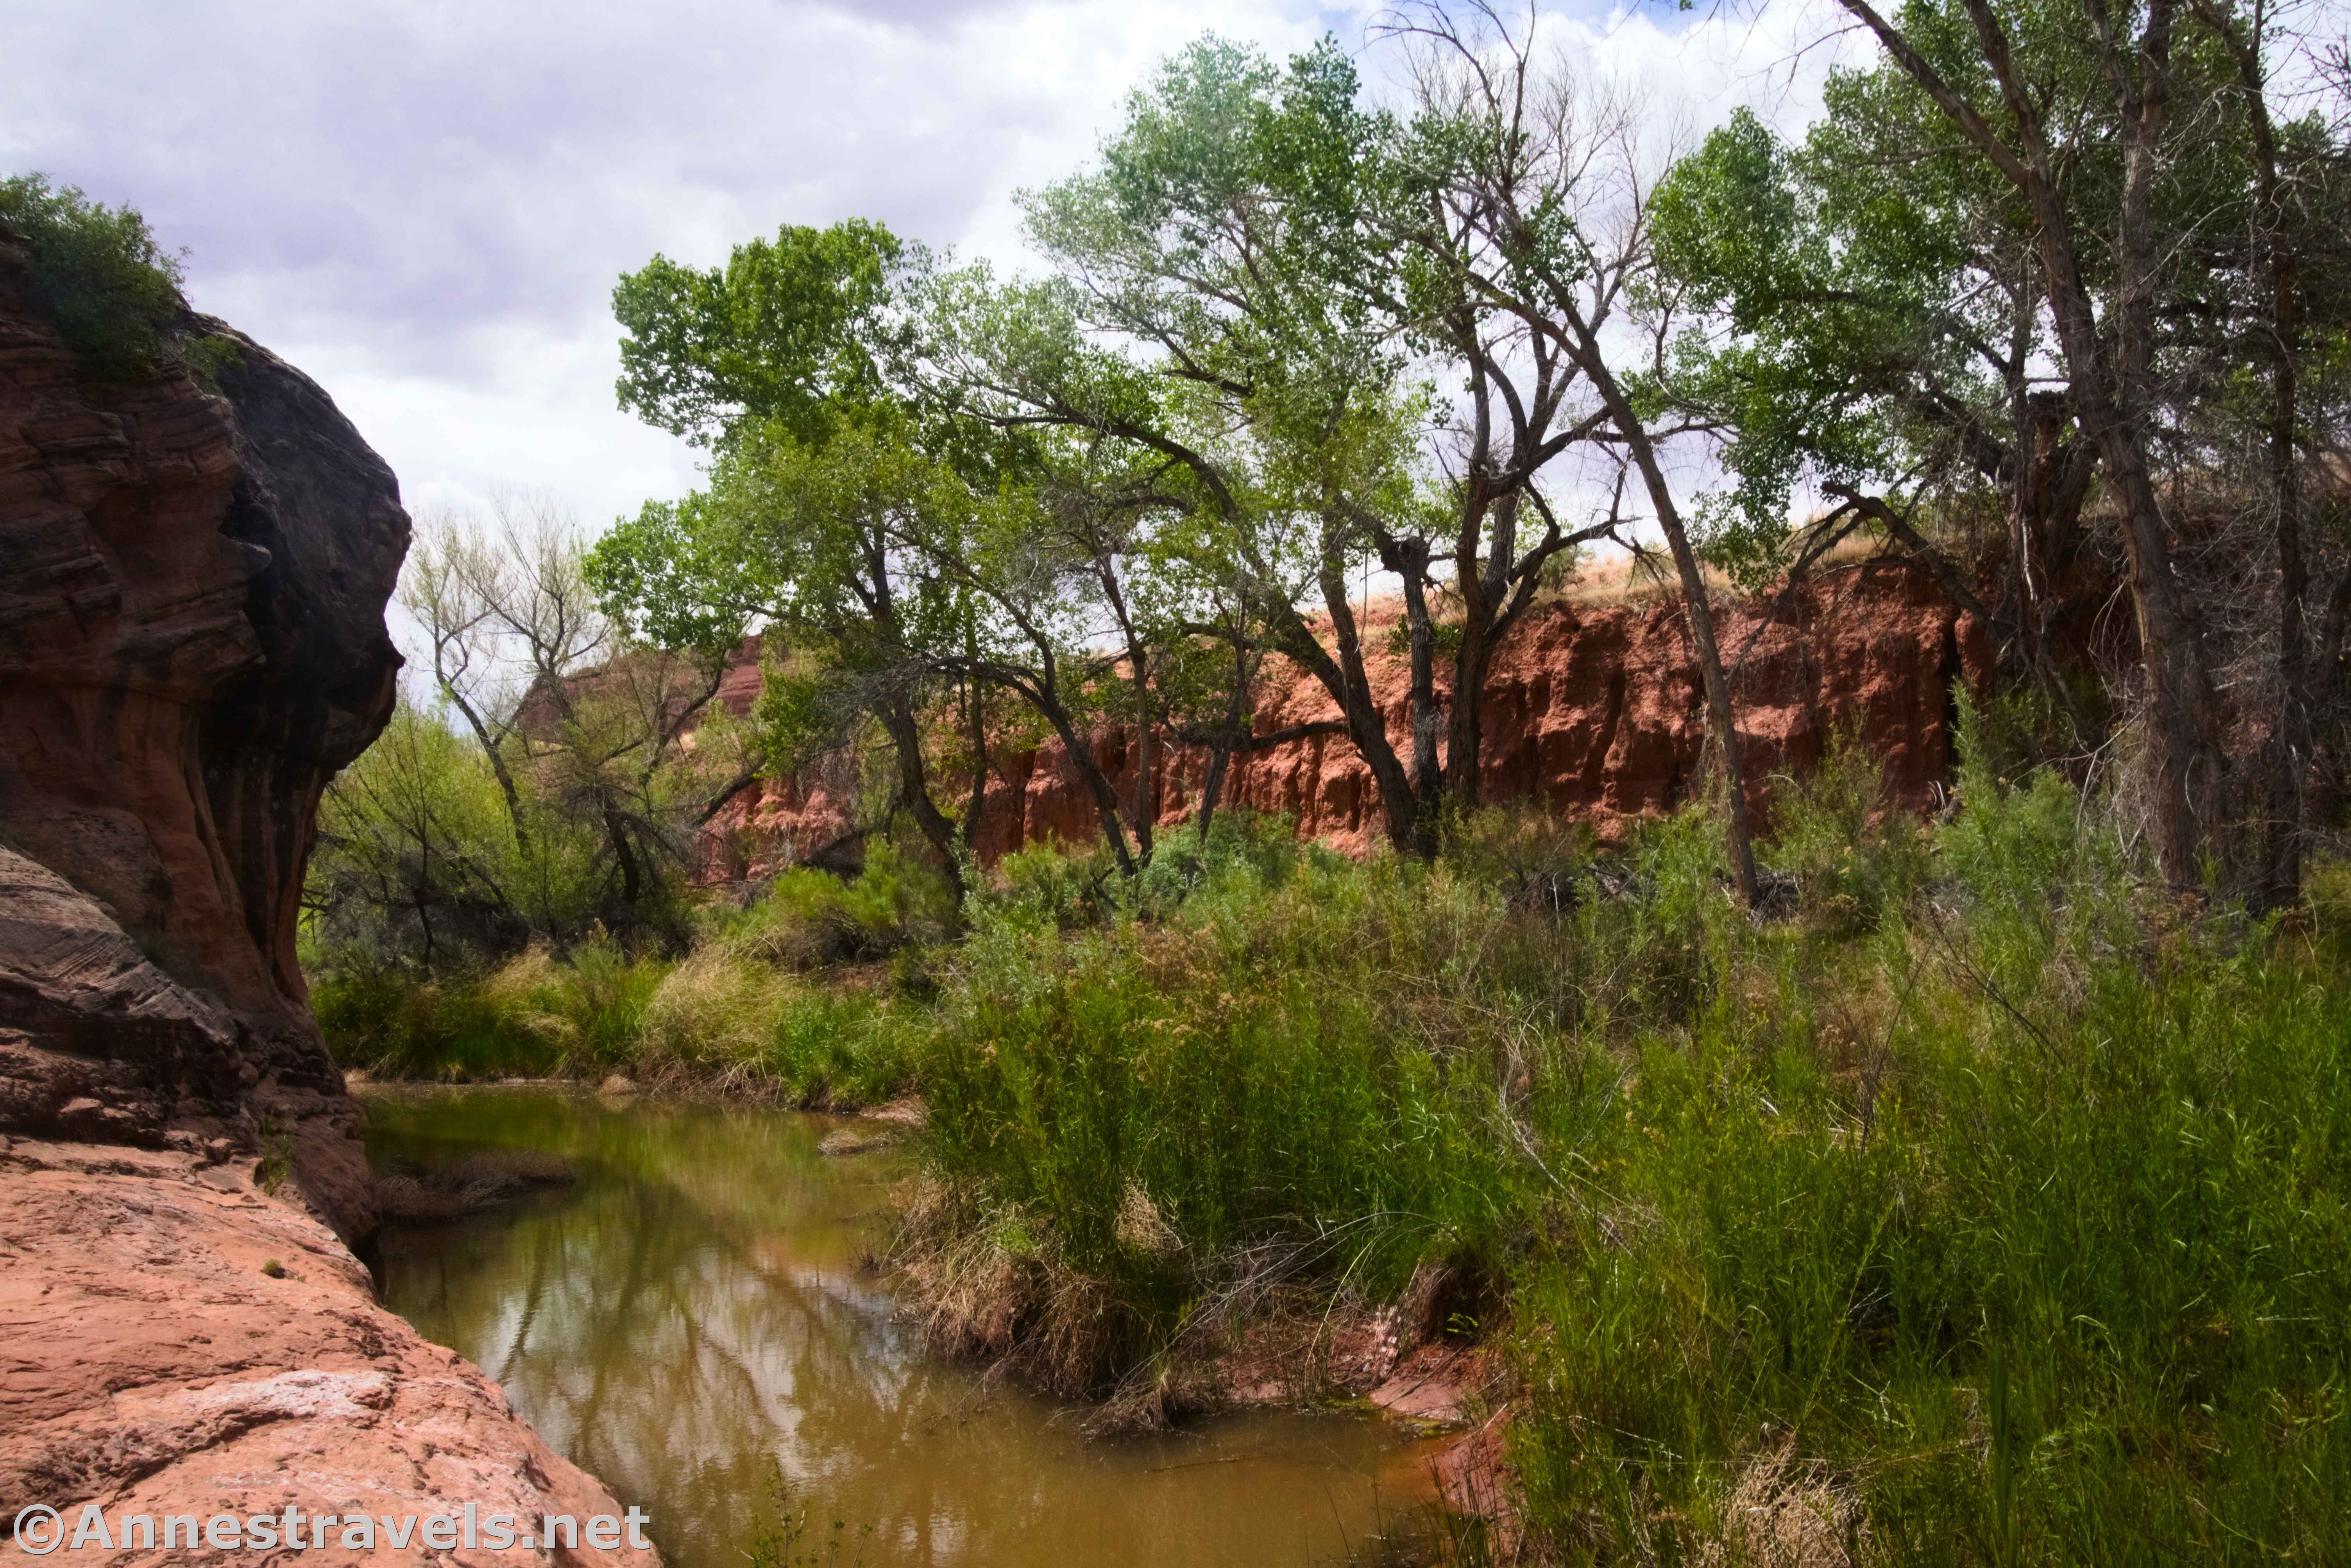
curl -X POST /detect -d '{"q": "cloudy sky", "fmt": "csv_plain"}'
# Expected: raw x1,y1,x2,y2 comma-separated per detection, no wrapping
5,0,1868,536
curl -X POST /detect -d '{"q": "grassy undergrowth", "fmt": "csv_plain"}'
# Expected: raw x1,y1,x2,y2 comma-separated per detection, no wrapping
310,725,2351,1563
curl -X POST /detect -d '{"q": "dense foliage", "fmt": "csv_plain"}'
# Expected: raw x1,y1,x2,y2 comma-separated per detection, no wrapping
0,173,186,377
321,730,2351,1562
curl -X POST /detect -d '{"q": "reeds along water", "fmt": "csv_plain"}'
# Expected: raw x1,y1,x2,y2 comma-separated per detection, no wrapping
325,717,2351,1564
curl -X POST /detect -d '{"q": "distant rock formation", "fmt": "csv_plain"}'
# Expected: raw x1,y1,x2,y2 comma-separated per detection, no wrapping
699,574,1991,879
0,226,406,1239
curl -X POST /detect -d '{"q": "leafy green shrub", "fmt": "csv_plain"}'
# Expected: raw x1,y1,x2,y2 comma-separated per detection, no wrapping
706,841,955,965
0,173,188,378
1761,732,1936,938
983,840,1120,931
1131,808,1311,909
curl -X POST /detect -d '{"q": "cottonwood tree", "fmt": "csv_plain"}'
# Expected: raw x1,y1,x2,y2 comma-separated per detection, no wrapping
998,37,1634,860
593,418,994,896
603,220,1283,879
1650,101,2081,711
1821,0,2233,891
1672,0,2351,900
593,2,2351,904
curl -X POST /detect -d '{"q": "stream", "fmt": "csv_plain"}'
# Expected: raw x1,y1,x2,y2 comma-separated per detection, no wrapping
359,1086,1435,1568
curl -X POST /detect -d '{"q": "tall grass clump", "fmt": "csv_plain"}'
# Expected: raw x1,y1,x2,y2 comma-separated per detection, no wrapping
898,813,1675,1404
1501,710,2351,1565
636,947,902,1104
312,937,668,1081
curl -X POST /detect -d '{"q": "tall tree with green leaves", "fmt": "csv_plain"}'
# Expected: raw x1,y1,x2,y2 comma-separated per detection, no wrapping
1007,35,1630,857
1821,0,2232,891
603,226,1216,879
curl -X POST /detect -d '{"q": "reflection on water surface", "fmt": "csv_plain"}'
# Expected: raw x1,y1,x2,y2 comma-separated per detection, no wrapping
363,1087,1430,1568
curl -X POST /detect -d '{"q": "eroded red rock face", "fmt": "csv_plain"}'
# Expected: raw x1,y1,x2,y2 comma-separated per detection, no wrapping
702,574,1991,875
0,231,406,1236
0,233,660,1562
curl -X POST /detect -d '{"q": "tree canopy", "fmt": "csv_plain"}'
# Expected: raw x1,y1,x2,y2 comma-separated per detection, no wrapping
581,0,2351,907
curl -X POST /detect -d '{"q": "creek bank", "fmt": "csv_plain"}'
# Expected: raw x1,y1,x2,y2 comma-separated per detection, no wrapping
361,1085,1446,1568
350,1038,1519,1530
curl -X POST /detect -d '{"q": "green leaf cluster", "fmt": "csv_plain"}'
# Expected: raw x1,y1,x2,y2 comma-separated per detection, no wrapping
1,172,188,379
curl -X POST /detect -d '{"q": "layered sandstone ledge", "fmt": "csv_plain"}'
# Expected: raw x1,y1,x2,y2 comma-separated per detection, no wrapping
0,1140,653,1567
0,227,655,1561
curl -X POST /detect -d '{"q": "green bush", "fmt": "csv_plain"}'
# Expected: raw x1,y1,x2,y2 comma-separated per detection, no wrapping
702,841,955,964
0,173,188,378
313,942,668,1081
984,839,1121,931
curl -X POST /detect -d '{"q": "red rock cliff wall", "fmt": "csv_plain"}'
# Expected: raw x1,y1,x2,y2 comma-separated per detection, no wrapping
703,571,1990,877
0,229,408,1237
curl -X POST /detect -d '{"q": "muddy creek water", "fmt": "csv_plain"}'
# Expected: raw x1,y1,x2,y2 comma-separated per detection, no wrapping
360,1087,1432,1568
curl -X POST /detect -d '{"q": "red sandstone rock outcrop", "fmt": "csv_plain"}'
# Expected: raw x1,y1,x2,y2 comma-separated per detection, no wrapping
701,572,1990,877
0,228,405,1235
0,227,657,1563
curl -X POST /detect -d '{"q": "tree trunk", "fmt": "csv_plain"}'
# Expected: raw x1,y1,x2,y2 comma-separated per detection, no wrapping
959,675,991,870
1447,622,1495,817
1283,541,1426,856
1197,736,1233,850
600,801,643,925
878,692,967,904
1659,519,1762,909
445,690,530,850
1385,538,1445,858
2195,0,2306,905
1844,0,2225,890
1041,709,1140,876
1573,342,1762,906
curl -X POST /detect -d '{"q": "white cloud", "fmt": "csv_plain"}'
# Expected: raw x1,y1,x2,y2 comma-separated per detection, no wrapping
3,0,1865,532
